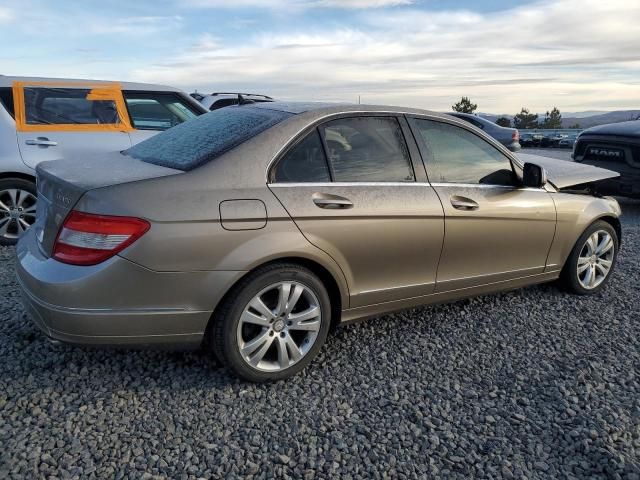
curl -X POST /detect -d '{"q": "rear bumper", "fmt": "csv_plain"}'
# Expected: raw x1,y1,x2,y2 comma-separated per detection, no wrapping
16,230,245,348
506,141,521,152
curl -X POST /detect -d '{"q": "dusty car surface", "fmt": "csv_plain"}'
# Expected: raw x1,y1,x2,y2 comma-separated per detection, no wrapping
0,75,206,245
16,102,622,381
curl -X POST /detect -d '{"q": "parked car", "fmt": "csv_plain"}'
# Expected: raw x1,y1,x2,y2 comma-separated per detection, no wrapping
0,75,207,245
17,103,621,381
447,112,520,151
558,134,578,148
520,132,544,148
573,120,640,198
191,92,274,111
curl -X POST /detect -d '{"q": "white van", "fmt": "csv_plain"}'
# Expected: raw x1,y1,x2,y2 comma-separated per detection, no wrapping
0,76,206,244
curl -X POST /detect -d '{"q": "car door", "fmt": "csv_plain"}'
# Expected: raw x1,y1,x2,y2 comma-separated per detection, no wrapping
13,81,133,169
408,116,556,292
269,114,444,308
123,91,203,145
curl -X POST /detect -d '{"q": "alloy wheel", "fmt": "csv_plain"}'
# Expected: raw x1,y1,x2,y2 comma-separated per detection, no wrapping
577,230,615,290
0,189,37,241
236,281,322,372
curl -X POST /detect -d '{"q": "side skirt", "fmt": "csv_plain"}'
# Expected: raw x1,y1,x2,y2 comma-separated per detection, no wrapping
339,270,561,324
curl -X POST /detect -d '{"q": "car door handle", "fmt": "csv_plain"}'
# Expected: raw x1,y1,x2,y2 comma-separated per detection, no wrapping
312,193,353,209
450,196,479,211
25,137,58,147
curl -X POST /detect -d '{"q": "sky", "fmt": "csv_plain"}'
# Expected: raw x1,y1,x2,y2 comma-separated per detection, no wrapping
1,0,639,114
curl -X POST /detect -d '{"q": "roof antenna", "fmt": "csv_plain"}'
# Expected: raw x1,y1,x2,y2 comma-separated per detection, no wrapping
238,94,255,106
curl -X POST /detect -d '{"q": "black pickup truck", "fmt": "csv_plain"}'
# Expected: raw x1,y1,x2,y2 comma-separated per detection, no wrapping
573,120,640,198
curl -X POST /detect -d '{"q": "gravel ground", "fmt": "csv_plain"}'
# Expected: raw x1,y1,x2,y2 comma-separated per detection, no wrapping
1,202,639,479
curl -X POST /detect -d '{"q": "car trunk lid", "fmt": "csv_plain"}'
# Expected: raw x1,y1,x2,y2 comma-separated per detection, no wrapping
34,151,181,256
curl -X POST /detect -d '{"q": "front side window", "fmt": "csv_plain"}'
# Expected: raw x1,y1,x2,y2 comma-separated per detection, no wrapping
124,92,200,130
413,119,515,185
273,129,331,183
320,117,415,182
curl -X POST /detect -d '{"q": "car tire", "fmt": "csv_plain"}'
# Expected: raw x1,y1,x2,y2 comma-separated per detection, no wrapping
0,178,37,247
559,220,619,295
212,263,332,382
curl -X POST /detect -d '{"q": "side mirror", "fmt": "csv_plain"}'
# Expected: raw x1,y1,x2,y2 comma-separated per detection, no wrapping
522,162,548,188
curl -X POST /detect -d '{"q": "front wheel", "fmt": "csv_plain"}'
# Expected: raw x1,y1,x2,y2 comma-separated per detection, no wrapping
0,178,38,246
212,263,332,382
560,220,618,295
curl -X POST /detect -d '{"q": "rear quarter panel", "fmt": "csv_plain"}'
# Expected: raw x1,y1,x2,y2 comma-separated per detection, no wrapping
75,171,350,308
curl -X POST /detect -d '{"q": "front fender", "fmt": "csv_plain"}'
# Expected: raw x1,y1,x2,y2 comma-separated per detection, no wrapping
545,194,621,271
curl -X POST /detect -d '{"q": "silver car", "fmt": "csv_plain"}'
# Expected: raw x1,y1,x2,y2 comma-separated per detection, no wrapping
0,75,206,245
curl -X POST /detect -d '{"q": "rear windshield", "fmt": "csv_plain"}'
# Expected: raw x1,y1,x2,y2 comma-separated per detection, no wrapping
126,105,292,170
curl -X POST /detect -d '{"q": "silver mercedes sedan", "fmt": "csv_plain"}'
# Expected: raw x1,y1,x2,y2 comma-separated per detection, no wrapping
16,102,621,381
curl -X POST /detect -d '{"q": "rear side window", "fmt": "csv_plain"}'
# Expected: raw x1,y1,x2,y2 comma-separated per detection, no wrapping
123,91,200,130
0,88,14,118
23,87,123,125
320,117,414,182
273,130,331,183
126,106,292,171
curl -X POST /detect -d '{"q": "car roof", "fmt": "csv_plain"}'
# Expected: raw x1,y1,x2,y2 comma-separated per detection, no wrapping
252,100,445,119
0,75,184,92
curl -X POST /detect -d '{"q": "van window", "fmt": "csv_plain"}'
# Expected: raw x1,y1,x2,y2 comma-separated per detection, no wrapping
23,87,123,125
0,88,14,118
123,92,200,130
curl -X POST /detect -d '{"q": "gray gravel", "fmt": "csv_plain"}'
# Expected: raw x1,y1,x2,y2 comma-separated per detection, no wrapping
1,203,640,479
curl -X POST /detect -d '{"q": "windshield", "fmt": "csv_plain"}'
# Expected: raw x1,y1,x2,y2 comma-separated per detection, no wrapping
126,105,293,171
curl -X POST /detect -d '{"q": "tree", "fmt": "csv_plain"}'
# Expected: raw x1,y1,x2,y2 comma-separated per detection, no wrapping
452,96,477,114
568,123,581,129
542,107,562,129
513,108,539,130
495,117,511,127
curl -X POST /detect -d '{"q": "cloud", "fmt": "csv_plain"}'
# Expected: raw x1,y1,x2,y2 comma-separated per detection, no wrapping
131,0,640,112
186,0,412,9
0,7,14,23
89,15,183,35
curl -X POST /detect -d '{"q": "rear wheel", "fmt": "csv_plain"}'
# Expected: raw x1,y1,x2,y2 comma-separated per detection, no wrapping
560,220,618,295
212,263,331,382
0,178,37,246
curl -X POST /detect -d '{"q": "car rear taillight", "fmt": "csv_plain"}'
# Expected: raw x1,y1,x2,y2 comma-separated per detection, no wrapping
52,211,150,266
512,130,520,141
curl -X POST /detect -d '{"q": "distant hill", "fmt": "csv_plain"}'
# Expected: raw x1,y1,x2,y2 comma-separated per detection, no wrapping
561,110,640,128
478,110,640,129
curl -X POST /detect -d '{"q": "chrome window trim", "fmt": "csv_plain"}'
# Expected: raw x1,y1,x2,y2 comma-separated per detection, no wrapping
264,109,526,183
429,182,513,189
268,182,432,188
265,110,439,183
268,181,546,191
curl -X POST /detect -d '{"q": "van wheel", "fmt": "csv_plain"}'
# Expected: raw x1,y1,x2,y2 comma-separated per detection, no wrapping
560,220,618,295
212,263,331,382
0,178,37,246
